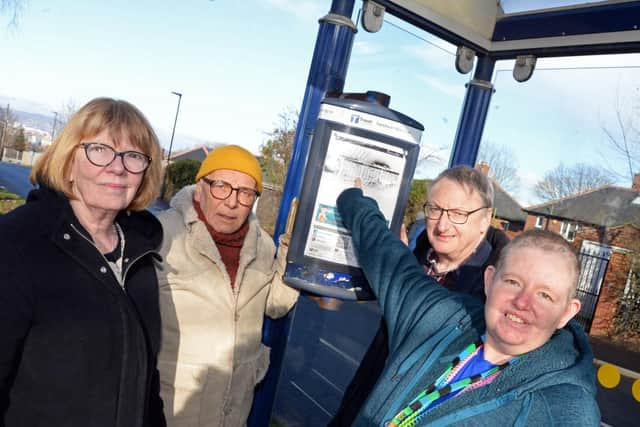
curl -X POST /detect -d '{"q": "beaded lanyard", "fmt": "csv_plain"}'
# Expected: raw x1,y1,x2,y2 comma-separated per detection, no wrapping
389,336,520,427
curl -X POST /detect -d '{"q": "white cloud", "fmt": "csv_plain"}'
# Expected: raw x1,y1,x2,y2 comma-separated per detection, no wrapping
537,53,640,69
417,74,466,100
353,41,380,56
517,169,543,206
492,53,640,143
261,0,326,21
403,41,456,70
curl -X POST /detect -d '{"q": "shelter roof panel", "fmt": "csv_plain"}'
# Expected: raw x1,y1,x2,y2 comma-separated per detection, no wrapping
380,0,640,58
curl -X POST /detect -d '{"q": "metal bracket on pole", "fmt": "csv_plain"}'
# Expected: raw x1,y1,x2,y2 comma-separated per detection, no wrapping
321,12,358,31
361,0,385,33
455,46,476,74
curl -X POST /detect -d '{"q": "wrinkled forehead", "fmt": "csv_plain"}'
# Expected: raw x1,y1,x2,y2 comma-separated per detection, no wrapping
207,169,257,188
428,177,483,204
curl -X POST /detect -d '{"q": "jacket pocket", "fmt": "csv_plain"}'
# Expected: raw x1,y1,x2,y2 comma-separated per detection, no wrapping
254,343,271,385
158,360,209,427
223,344,272,425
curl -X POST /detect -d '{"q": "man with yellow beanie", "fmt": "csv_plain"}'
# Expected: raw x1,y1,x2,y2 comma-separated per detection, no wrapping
155,144,299,426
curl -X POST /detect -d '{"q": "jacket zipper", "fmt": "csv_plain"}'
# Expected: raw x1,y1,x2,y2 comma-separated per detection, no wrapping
70,223,157,287
70,223,125,288
69,222,144,426
122,250,157,283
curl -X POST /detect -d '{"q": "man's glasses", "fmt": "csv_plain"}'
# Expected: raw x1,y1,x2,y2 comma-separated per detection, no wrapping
79,142,151,174
202,178,259,207
423,203,488,225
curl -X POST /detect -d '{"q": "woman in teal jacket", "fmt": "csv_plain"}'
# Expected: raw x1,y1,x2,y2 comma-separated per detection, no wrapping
336,188,599,427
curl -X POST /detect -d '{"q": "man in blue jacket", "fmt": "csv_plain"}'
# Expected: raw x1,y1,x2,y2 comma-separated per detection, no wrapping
336,187,600,426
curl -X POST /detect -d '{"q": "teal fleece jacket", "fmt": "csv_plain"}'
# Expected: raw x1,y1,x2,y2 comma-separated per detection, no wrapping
336,188,600,427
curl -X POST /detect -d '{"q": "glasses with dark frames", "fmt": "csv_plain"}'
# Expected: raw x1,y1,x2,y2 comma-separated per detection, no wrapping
202,178,259,207
79,142,151,174
423,203,488,225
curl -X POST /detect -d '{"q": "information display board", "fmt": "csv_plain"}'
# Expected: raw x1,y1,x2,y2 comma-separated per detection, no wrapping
284,97,423,300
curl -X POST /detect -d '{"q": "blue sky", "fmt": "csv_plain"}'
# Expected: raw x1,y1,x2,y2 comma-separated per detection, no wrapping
1,0,639,205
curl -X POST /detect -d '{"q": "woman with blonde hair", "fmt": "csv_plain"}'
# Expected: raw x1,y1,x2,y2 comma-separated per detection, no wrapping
0,97,166,427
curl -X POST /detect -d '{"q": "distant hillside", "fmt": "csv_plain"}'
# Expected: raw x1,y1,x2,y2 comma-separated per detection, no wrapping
0,95,53,116
1,94,219,151
14,110,55,132
0,95,55,133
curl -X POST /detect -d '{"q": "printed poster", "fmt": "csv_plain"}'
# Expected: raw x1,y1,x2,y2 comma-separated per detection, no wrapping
303,130,407,267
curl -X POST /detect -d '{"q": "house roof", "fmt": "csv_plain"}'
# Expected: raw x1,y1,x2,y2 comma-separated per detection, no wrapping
378,1,640,60
165,145,218,162
492,180,527,223
524,186,640,227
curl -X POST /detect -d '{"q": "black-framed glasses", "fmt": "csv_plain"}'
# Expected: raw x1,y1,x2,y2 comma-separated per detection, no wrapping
79,142,151,174
202,178,259,207
423,203,488,225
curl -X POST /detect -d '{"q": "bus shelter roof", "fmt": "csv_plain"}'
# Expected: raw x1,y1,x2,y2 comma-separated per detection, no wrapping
373,0,640,59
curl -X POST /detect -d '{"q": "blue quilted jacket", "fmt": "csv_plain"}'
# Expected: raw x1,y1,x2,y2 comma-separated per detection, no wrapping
337,188,600,427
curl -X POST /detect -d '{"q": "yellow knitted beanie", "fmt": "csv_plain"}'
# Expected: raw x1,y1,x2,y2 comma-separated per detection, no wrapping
195,145,263,193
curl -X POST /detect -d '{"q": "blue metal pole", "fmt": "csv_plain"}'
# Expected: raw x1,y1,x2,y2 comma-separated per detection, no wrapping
448,55,496,167
248,1,356,425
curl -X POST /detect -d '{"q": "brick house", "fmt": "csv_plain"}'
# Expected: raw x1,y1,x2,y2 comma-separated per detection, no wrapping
489,180,526,239
523,176,640,335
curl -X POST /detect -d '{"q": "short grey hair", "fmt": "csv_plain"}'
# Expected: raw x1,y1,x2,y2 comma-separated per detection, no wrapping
430,165,494,208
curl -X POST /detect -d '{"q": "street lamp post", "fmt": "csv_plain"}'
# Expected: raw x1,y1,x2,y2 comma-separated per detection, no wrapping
161,91,182,199
51,111,58,142
0,104,10,162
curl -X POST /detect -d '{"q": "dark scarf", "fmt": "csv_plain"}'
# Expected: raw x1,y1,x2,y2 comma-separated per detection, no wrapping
194,200,249,288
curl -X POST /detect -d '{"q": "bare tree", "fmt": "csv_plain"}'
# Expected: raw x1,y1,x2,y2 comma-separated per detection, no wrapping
1,0,25,27
259,108,298,186
476,141,520,192
56,98,79,130
418,143,447,164
535,163,614,202
601,92,639,182
0,104,17,153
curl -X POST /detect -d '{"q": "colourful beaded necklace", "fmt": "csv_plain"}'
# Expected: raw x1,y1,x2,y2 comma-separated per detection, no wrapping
389,336,520,427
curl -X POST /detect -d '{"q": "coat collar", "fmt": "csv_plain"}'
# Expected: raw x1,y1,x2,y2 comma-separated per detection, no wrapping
26,186,162,288
27,186,162,254
170,185,260,267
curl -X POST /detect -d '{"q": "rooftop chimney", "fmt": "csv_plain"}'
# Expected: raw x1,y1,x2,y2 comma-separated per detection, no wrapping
475,161,490,176
633,173,640,191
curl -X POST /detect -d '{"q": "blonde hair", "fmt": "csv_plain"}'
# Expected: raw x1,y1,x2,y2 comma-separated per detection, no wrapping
30,97,163,211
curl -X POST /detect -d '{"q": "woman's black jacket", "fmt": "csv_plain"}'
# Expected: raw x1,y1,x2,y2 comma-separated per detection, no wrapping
0,187,166,427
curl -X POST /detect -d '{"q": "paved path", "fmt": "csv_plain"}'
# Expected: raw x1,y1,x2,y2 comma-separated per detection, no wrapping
0,161,171,213
0,162,34,198
590,337,640,426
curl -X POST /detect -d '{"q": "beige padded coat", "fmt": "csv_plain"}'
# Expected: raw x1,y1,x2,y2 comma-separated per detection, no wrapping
156,186,299,427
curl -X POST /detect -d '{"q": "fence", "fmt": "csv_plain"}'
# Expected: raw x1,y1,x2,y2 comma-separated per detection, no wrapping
575,241,612,332
0,148,43,166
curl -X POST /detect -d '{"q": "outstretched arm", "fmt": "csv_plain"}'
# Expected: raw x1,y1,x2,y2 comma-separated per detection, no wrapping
336,188,460,351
